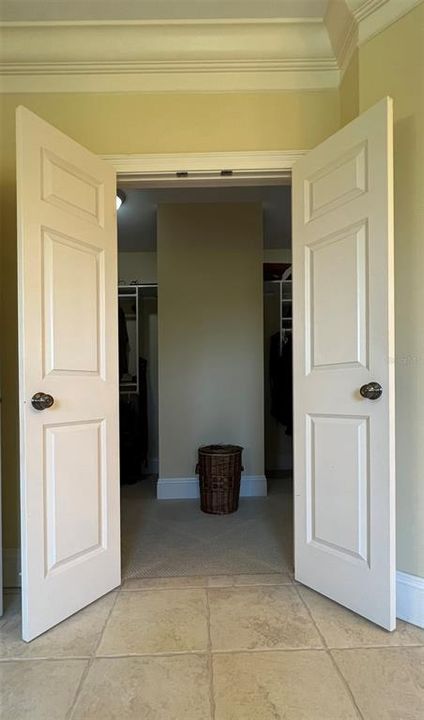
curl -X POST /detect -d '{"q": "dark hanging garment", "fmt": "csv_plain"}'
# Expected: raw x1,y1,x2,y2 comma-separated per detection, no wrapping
119,358,150,483
118,306,129,380
119,395,142,484
138,357,149,468
270,332,293,435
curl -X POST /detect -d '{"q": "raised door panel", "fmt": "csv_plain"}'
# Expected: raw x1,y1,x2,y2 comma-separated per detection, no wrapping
44,420,106,576
305,222,368,372
305,143,368,222
43,229,105,377
42,148,104,226
306,414,369,565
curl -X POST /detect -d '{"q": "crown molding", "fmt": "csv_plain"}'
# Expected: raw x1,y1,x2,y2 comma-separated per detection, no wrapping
0,65,339,93
346,0,423,45
0,20,339,92
325,0,358,78
0,17,324,28
326,0,422,77
0,1,420,94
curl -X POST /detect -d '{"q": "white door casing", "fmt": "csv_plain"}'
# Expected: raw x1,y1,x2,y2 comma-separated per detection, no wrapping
16,107,120,641
293,98,395,630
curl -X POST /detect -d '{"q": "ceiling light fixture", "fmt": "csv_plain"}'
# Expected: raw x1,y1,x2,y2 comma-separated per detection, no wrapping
116,189,126,211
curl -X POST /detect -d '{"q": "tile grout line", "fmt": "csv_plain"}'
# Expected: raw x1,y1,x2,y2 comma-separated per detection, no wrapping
205,588,217,720
66,590,120,720
293,584,366,720
3,639,422,663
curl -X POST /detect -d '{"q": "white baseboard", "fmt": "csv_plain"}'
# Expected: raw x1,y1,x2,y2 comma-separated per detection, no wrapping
157,475,267,500
3,548,21,588
396,571,424,628
241,475,268,496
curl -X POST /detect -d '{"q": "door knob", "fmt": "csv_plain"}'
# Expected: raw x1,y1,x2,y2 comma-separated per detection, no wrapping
31,392,54,411
360,382,383,400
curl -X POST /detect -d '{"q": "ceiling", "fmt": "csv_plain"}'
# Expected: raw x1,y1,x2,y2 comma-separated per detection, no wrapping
117,185,292,252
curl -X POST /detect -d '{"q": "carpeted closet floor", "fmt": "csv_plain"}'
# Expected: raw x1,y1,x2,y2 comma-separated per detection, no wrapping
121,476,293,579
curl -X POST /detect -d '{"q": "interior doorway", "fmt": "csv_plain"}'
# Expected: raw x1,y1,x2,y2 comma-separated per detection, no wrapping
116,182,294,580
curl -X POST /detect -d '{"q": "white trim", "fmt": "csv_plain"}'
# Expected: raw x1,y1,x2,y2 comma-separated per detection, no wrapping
0,19,339,93
157,475,268,499
396,570,424,629
0,59,337,75
0,1,421,94
105,151,305,186
3,548,21,588
347,0,423,45
325,0,358,79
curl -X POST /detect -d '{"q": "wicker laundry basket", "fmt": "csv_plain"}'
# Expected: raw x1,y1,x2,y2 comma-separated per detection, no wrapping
197,445,243,515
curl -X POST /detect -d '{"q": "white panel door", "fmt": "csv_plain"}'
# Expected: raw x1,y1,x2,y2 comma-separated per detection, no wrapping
293,98,395,630
16,106,120,641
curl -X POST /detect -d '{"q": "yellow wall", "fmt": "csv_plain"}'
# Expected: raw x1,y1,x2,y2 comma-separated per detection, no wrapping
157,203,264,480
0,89,339,550
359,2,424,578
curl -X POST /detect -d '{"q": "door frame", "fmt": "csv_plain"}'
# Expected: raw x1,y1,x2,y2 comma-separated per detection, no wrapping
102,150,305,186
107,149,301,565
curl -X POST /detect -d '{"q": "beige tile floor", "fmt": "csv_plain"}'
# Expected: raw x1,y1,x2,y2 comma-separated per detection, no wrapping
1,575,424,720
2,481,424,718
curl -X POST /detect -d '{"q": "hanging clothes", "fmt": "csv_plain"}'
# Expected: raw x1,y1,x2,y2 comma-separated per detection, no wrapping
118,306,129,380
138,357,149,468
269,331,292,435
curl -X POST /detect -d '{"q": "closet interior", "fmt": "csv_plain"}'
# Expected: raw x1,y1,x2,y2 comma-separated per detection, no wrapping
118,283,158,484
117,183,293,490
116,184,293,580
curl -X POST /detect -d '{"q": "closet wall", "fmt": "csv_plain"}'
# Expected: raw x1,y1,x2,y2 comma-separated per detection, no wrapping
157,203,264,485
118,252,157,284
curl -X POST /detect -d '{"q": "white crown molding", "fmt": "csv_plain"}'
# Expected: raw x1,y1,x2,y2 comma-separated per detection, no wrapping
326,0,422,77
346,0,423,45
0,17,325,28
0,1,420,93
325,0,358,77
0,19,339,92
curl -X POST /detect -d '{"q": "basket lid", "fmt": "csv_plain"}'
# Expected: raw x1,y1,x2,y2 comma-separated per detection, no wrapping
198,444,243,455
